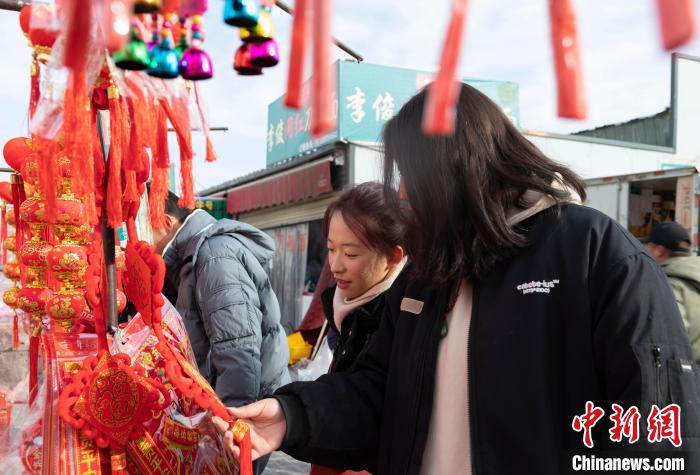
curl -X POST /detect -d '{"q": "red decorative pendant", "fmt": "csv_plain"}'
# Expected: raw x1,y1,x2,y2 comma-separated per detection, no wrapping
58,351,170,449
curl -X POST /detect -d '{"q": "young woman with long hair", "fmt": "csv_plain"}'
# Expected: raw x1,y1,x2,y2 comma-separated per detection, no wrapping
214,84,700,474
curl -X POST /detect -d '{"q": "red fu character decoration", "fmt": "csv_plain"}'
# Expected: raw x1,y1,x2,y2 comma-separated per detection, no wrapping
122,238,254,475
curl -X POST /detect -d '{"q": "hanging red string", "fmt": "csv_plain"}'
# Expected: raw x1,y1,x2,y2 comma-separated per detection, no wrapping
29,52,40,120
106,91,126,228
64,71,97,225
310,0,335,137
149,106,170,230
285,0,309,109
422,0,469,135
549,0,587,119
656,0,696,50
193,83,218,163
63,0,92,70
160,93,194,209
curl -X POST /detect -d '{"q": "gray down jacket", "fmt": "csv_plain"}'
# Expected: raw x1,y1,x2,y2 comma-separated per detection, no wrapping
163,210,290,406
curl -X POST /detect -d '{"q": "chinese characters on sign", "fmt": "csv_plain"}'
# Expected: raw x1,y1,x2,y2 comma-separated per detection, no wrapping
572,401,682,448
266,61,520,166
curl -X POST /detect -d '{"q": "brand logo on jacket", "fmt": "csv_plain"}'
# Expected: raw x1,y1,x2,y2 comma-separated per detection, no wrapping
517,279,559,295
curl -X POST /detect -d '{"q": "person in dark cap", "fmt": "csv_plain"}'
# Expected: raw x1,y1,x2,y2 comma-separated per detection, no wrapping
642,221,700,364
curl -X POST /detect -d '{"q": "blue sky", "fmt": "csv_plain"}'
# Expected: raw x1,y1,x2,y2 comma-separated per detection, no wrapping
0,0,699,191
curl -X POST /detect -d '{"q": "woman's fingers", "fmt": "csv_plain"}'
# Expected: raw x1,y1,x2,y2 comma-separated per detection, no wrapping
211,415,229,433
227,400,265,419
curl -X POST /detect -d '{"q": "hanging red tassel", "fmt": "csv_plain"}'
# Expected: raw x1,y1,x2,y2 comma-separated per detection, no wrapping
193,82,218,162
63,0,92,70
657,0,696,50
285,0,309,109
549,0,587,120
36,137,59,223
106,91,126,228
11,174,25,252
1,205,7,266
64,70,97,224
29,334,38,407
310,0,335,137
161,92,194,209
233,423,254,475
12,312,19,349
29,53,40,120
422,0,469,135
155,105,170,170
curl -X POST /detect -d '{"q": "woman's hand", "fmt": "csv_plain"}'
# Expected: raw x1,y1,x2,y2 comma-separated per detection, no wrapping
212,398,287,461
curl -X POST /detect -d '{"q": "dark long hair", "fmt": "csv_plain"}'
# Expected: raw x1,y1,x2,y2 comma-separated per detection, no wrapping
383,83,586,285
323,182,403,258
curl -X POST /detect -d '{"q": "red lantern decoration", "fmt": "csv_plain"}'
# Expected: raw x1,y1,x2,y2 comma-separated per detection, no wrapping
46,291,87,332
3,137,32,172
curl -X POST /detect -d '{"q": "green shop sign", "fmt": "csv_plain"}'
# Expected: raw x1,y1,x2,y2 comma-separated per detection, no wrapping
266,61,519,166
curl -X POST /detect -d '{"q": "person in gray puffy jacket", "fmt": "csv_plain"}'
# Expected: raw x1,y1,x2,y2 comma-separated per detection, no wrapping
151,191,290,412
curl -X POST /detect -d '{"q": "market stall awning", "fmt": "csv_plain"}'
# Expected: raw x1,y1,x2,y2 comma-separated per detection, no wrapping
227,158,334,214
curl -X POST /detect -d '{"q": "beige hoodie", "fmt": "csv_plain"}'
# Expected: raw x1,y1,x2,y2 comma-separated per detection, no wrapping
420,186,581,474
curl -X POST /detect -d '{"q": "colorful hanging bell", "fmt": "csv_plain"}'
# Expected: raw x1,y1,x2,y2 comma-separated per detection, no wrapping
233,43,263,75
249,38,279,68
224,0,260,28
179,30,213,80
148,18,180,79
134,0,162,14
114,28,150,70
180,47,213,80
240,6,274,43
179,15,213,80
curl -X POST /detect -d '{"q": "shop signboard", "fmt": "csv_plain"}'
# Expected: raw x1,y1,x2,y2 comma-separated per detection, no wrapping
266,61,519,166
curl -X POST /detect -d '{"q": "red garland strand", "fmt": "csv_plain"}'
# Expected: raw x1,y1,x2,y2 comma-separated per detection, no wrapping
285,0,309,109
656,0,696,50
63,0,92,71
310,0,335,137
549,0,587,119
422,0,469,135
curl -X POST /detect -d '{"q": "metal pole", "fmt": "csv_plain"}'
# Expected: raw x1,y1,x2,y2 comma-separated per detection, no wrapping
96,112,119,334
274,0,364,62
0,0,30,12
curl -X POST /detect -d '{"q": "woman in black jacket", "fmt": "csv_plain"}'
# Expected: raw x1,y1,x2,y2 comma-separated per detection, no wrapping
320,182,406,377
311,182,405,475
215,84,700,474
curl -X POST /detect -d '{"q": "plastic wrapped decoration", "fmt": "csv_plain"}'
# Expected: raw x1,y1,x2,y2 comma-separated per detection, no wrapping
422,0,468,135
179,15,214,80
656,0,696,50
122,240,254,474
548,0,587,119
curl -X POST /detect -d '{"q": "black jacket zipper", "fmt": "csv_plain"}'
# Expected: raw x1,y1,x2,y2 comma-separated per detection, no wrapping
652,344,662,406
468,287,479,475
